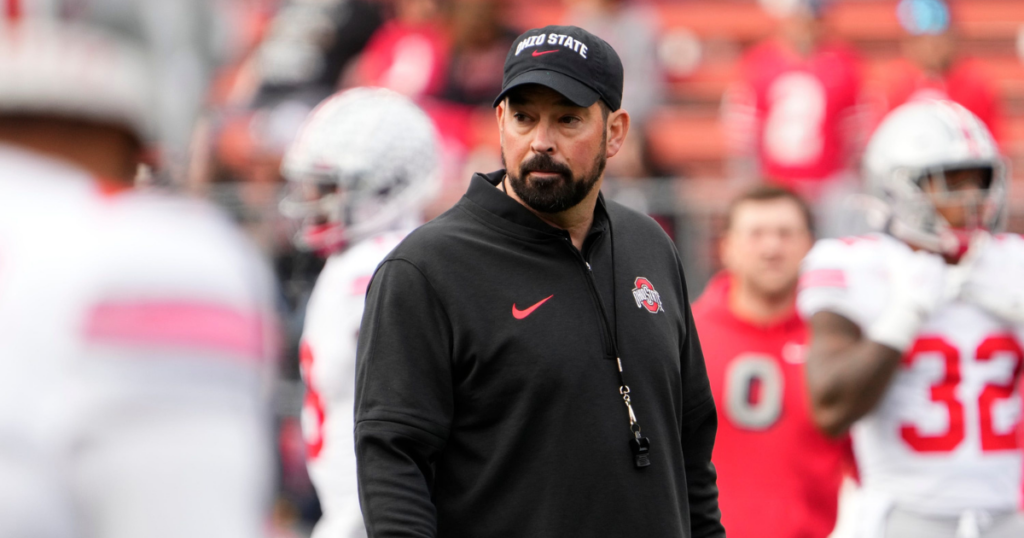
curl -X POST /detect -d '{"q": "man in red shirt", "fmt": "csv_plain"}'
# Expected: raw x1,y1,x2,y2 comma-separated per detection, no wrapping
722,0,862,201
693,186,850,538
874,0,1003,142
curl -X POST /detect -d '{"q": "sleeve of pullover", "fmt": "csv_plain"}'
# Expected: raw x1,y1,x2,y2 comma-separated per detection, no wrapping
355,259,453,538
679,289,725,538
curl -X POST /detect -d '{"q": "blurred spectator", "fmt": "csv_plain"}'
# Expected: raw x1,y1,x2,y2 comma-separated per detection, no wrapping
563,0,664,130
692,186,850,538
563,0,663,183
257,0,383,101
353,0,480,219
562,0,663,184
198,0,387,266
441,0,517,106
873,0,1003,142
207,0,385,187
355,0,449,99
722,0,862,203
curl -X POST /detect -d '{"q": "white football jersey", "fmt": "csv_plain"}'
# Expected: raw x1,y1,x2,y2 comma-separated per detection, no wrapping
0,144,277,538
798,232,1024,515
300,230,411,538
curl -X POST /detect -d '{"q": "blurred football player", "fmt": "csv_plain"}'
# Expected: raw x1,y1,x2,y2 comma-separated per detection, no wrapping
279,87,439,538
799,99,1024,537
693,185,851,538
0,2,277,537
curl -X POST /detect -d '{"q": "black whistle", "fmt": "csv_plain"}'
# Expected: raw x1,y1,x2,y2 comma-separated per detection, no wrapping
630,436,651,468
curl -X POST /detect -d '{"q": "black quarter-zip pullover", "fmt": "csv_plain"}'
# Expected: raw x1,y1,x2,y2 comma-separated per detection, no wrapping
355,170,723,538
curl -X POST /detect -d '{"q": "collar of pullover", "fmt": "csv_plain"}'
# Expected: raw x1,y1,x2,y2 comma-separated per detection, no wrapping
462,169,609,243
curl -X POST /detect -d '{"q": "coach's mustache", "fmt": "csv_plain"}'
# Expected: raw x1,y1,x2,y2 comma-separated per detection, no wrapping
520,154,572,181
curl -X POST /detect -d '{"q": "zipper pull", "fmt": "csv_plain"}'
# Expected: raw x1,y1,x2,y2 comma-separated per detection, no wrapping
585,261,592,271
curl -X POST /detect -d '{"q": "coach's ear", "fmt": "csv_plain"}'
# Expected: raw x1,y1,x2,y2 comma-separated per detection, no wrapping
495,98,506,137
605,109,630,160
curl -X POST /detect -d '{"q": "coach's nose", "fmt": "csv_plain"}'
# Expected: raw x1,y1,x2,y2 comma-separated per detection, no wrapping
530,120,557,155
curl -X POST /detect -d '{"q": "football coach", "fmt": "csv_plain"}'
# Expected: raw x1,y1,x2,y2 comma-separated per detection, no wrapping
354,25,723,538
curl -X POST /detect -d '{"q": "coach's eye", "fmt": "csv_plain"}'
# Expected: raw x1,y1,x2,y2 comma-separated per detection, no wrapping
560,115,581,125
513,113,530,123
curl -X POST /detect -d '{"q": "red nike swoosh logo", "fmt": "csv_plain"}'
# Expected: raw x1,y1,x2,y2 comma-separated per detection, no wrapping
532,50,558,57
512,295,554,319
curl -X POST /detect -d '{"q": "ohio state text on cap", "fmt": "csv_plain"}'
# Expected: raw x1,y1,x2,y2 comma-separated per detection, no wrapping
493,25,624,112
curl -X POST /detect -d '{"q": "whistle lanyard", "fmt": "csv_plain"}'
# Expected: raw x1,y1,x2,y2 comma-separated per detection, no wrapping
603,216,652,469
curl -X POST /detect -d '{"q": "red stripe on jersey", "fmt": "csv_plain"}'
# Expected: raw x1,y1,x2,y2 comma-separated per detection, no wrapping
838,235,878,246
94,176,132,198
350,275,372,295
85,300,267,359
5,0,21,21
799,268,847,289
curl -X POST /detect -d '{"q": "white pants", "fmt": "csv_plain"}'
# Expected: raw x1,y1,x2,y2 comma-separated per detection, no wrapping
829,481,1024,538
885,507,1024,538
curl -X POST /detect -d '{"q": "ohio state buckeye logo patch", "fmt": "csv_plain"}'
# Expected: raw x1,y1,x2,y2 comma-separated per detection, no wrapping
632,277,663,313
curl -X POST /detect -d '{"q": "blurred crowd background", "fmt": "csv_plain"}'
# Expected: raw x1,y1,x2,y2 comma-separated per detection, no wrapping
183,0,1024,535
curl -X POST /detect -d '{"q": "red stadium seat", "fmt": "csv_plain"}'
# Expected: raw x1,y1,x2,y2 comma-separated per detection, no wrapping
645,109,727,174
656,3,772,42
668,61,741,105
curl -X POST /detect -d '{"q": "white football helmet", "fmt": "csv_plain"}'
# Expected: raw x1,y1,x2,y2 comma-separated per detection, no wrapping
0,0,221,167
863,99,1007,257
279,87,440,254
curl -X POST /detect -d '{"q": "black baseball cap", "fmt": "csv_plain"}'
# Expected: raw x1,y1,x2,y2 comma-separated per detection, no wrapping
493,25,624,112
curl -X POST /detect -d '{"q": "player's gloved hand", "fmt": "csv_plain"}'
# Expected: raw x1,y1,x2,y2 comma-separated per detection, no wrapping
866,247,949,351
961,234,1024,325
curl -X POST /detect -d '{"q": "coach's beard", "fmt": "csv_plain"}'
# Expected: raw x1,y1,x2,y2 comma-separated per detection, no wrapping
505,140,606,214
